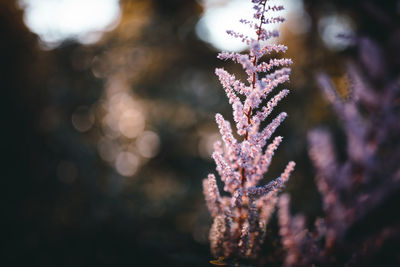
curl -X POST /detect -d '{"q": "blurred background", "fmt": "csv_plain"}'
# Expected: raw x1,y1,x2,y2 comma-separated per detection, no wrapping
2,0,399,266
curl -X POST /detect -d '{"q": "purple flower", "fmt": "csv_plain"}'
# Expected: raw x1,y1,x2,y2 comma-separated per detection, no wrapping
202,0,294,259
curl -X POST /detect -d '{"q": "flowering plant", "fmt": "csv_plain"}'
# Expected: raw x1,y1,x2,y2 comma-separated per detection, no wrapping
202,0,295,259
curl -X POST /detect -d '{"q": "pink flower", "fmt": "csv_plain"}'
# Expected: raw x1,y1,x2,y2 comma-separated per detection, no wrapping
202,0,295,259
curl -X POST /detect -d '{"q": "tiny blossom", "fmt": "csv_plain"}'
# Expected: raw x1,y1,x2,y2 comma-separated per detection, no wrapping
258,112,287,148
263,16,285,25
239,221,250,255
203,174,222,217
212,150,241,192
257,58,293,72
248,136,283,186
213,140,224,156
248,161,296,198
259,76,290,102
265,67,291,83
262,44,288,54
232,100,249,136
258,90,289,122
238,140,251,169
238,54,257,78
258,191,278,221
226,29,252,44
215,68,249,95
217,52,242,62
203,0,294,259
210,215,227,256
258,29,280,41
230,188,244,208
244,86,262,110
216,68,241,105
240,18,255,29
250,40,262,58
247,196,258,231
215,113,238,150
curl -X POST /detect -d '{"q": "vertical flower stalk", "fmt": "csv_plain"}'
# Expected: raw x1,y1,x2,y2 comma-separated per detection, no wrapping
203,0,295,259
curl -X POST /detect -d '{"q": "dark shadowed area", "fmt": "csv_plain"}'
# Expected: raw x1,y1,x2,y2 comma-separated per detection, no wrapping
2,0,399,266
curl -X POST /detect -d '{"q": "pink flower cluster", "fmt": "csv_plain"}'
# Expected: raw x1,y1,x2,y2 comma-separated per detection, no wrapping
202,0,295,259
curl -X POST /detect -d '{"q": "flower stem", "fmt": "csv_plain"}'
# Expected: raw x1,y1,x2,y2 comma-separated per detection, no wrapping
240,0,267,187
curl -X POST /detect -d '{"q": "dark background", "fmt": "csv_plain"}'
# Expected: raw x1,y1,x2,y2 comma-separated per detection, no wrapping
2,0,399,266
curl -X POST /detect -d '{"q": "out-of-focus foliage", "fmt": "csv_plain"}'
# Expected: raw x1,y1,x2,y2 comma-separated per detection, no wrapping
2,0,399,266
